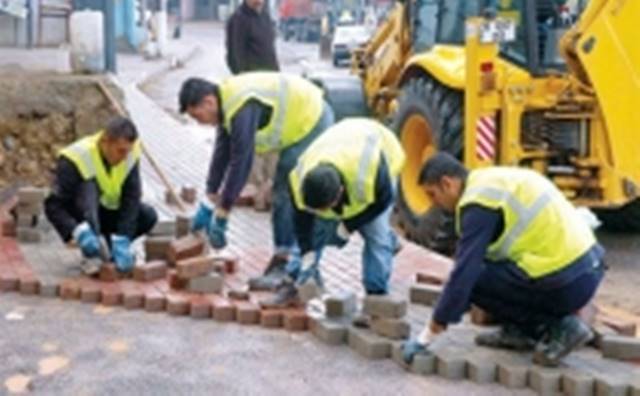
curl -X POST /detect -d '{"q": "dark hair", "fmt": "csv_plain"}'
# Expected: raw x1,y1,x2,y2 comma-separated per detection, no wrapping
302,164,342,209
105,117,138,142
179,77,219,113
418,152,468,185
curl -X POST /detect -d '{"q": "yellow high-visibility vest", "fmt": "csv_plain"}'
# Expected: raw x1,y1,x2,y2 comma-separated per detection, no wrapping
456,167,596,278
289,118,405,220
219,72,324,153
59,131,141,210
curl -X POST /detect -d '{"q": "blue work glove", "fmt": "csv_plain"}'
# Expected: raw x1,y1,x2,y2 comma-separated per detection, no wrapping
401,340,429,365
294,250,324,288
191,199,215,233
73,222,100,259
111,234,135,272
208,216,228,249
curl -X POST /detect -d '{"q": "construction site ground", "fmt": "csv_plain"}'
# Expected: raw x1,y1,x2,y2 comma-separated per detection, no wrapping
1,21,640,395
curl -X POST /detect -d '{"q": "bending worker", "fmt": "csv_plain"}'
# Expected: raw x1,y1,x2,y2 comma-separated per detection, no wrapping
178,72,334,290
402,153,604,367
45,117,158,274
261,118,405,314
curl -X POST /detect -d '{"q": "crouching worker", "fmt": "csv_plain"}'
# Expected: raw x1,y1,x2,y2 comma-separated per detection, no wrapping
45,117,158,274
402,153,604,367
261,118,405,319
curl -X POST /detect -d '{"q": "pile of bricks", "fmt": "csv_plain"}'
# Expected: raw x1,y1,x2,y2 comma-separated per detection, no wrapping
15,187,48,244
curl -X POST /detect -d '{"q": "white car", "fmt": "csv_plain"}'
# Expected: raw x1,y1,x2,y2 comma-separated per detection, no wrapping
331,25,371,67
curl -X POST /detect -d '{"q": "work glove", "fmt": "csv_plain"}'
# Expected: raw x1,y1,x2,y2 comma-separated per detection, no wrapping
401,339,429,365
73,221,101,259
208,216,228,249
191,199,215,233
294,250,324,289
111,234,135,272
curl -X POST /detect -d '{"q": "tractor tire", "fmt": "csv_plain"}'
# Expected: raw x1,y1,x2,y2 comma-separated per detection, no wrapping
391,76,464,255
595,199,640,232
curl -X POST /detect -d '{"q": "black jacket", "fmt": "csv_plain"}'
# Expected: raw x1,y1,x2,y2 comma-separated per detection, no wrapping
225,2,279,74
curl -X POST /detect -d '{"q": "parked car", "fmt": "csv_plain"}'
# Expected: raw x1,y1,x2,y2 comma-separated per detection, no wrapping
331,24,371,67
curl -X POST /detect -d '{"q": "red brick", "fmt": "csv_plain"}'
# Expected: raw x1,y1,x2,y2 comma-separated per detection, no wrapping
212,253,239,274
1,216,16,237
260,310,284,328
601,315,638,337
416,271,446,285
176,256,215,279
180,185,197,204
133,260,168,282
19,276,39,295
210,296,236,322
60,280,81,300
228,289,250,301
470,305,496,326
123,287,144,310
144,289,166,312
167,293,190,316
168,270,188,290
167,234,205,265
80,281,102,303
236,301,261,325
101,284,123,306
283,310,309,332
99,264,120,282
190,296,212,319
0,272,19,292
144,237,173,261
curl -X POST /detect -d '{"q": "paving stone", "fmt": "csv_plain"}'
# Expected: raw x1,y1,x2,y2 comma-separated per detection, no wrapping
370,317,410,340
187,272,223,293
228,289,250,301
362,295,407,319
80,283,102,303
176,256,216,279
38,280,59,298
415,271,446,285
298,281,320,303
435,352,467,380
529,367,561,395
15,203,42,216
212,254,238,274
236,302,261,324
600,315,637,337
99,264,120,282
150,219,176,236
1,216,16,237
17,227,41,243
283,310,309,331
601,335,640,360
18,276,39,295
465,355,496,384
0,273,19,292
497,363,529,389
17,187,47,204
470,305,496,326
175,215,191,238
189,296,212,319
168,270,188,290
167,234,205,265
562,372,595,396
412,353,437,375
391,342,410,369
347,327,392,359
60,280,80,300
260,310,284,328
409,284,441,306
210,296,236,322
16,214,35,227
123,289,144,310
144,290,166,312
592,324,618,350
101,285,123,306
310,317,348,345
180,185,197,204
133,260,168,282
324,291,357,318
167,294,190,316
595,378,629,396
144,236,173,261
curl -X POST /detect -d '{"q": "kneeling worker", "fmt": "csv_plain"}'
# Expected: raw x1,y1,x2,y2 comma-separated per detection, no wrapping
403,153,604,367
45,117,158,273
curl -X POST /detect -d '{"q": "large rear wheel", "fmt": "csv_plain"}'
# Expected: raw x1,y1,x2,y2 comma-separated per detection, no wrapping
391,76,464,255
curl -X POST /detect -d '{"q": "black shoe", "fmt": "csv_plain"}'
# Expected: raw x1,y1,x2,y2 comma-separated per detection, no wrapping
475,324,538,351
248,255,288,291
259,280,301,309
533,316,593,367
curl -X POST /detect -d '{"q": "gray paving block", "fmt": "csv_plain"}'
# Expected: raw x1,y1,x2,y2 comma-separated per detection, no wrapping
347,327,392,359
188,273,223,294
391,342,409,369
16,214,35,227
371,317,410,340
498,363,529,389
310,317,348,345
362,295,407,319
298,281,320,303
601,335,640,360
562,372,595,396
435,352,466,380
465,355,496,384
18,187,47,204
150,219,176,236
38,281,60,298
144,235,173,261
17,227,41,243
324,291,357,318
529,367,561,395
412,353,436,376
595,378,629,396
409,284,442,306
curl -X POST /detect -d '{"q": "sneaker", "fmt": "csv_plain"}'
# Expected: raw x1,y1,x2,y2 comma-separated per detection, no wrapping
475,324,538,351
533,316,593,367
248,254,288,291
259,280,301,309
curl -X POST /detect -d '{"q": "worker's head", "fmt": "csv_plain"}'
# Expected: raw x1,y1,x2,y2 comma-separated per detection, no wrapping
302,164,344,211
418,152,468,213
99,117,138,166
245,0,265,12
179,77,221,125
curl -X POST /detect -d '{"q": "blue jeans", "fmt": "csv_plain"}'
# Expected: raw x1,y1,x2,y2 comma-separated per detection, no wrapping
271,101,335,255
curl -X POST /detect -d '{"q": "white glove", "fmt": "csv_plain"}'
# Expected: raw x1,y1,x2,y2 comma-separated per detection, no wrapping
575,207,601,230
337,222,351,240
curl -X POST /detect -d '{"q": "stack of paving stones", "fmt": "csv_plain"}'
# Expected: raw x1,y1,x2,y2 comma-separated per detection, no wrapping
15,187,48,244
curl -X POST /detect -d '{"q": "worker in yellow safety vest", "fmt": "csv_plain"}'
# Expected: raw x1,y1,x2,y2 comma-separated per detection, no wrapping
178,72,334,291
260,118,406,314
402,153,604,367
44,117,158,274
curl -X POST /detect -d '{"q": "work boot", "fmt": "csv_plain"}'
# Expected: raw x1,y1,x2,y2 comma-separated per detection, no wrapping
533,316,593,367
475,324,538,351
259,280,301,309
248,254,288,291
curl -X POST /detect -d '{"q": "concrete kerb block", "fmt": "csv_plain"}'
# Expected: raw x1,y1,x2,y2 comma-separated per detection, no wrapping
497,363,529,389
601,335,640,360
561,372,595,396
528,367,561,395
324,291,357,318
310,317,348,345
435,352,467,380
465,355,496,384
347,327,392,359
362,295,407,319
370,317,410,340
38,279,60,298
595,378,630,396
412,353,436,376
17,187,47,204
150,219,176,236
409,284,442,306
187,272,223,294
17,227,42,243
